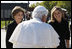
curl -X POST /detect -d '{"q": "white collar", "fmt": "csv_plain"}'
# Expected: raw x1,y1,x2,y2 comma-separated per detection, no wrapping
33,18,42,22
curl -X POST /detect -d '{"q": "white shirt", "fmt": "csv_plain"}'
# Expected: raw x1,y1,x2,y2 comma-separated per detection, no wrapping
9,18,60,48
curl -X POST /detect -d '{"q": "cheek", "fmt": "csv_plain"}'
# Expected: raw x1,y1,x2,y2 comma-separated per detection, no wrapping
60,14,62,17
18,16,23,19
59,14,62,18
19,16,23,20
14,16,18,20
15,16,20,20
21,16,23,19
16,17,19,20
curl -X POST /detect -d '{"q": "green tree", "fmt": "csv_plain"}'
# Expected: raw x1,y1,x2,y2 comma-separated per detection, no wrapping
57,1,71,17
30,1,71,17
40,1,50,11
30,3,36,8
35,2,41,6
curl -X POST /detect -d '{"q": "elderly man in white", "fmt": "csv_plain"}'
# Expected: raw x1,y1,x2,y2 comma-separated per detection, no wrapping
9,6,60,48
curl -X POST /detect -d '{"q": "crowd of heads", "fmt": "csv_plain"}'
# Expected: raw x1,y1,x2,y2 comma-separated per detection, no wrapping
11,6,70,23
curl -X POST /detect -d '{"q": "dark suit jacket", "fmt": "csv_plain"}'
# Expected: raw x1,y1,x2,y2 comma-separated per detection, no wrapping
6,20,17,48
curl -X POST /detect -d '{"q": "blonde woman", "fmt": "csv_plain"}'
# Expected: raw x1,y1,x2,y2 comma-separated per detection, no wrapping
49,6,70,48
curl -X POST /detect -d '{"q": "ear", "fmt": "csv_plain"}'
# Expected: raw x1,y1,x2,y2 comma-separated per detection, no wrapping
41,15,47,22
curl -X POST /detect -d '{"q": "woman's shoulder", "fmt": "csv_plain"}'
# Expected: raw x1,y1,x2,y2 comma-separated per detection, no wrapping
62,19,69,25
7,21,16,27
48,20,55,25
62,19,68,23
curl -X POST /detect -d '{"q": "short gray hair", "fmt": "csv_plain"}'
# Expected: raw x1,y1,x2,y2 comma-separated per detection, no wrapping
32,6,48,19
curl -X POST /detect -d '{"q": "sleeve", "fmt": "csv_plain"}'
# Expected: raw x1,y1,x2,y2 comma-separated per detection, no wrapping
9,23,23,44
49,24,60,47
6,25,13,48
65,21,70,40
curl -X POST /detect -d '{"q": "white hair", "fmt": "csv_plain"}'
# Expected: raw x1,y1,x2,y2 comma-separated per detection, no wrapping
32,6,48,19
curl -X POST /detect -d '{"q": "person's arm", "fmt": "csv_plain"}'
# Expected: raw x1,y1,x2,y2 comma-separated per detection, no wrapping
65,21,70,48
6,25,13,48
9,23,22,44
49,24,60,48
66,40,69,48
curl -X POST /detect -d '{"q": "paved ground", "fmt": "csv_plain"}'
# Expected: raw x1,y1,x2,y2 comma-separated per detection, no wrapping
1,29,6,48
1,29,71,48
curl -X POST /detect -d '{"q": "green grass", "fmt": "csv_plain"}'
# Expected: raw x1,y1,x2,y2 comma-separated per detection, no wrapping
1,21,13,28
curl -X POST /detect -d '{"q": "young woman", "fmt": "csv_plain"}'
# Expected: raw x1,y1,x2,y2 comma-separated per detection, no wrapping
49,6,70,48
6,6,25,48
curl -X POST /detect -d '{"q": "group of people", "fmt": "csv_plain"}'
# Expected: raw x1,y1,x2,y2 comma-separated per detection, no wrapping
6,5,70,48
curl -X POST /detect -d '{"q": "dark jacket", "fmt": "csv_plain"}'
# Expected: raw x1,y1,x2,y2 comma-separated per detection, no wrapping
49,19,70,48
6,20,18,48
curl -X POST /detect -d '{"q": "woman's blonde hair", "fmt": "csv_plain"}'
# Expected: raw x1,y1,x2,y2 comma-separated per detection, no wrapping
50,6,63,22
11,6,25,18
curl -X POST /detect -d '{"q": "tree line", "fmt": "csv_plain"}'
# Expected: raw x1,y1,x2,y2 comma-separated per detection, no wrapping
30,1,71,18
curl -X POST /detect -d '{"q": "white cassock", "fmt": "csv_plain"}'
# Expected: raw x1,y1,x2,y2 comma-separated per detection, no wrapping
9,18,60,48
